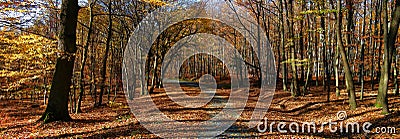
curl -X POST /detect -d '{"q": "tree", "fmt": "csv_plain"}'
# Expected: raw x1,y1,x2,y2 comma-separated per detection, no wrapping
376,0,400,114
278,0,288,92
39,0,80,123
359,0,368,100
318,0,329,101
98,0,113,106
336,0,357,110
285,0,300,97
76,0,97,113
330,0,340,97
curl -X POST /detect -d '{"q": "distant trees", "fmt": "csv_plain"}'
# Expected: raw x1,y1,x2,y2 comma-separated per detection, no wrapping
242,0,399,113
285,0,301,97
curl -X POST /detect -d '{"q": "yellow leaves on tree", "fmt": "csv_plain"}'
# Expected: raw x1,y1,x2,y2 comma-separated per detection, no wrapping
0,31,56,64
0,31,57,92
141,0,168,6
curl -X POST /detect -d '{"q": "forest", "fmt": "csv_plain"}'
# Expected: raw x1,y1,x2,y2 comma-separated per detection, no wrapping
0,0,399,138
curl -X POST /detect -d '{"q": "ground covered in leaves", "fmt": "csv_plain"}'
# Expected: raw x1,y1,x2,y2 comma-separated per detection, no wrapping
0,83,399,138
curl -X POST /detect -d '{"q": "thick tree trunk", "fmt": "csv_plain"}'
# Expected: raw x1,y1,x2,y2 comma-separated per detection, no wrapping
39,0,79,123
337,0,357,110
376,0,400,114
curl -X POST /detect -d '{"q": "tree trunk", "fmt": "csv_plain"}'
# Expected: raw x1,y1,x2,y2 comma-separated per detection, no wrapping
337,0,357,110
395,55,399,96
360,0,367,100
90,34,96,102
334,44,340,96
376,0,400,114
299,1,306,86
98,0,113,106
39,0,79,123
285,0,300,97
149,56,158,94
279,0,287,92
76,0,94,113
319,0,329,101
345,0,354,81
372,0,382,90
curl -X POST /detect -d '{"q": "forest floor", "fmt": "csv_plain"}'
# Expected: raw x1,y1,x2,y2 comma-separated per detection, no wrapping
0,81,399,138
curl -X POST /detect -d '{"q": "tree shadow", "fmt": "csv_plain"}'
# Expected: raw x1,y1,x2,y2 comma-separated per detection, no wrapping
0,122,36,132
52,122,151,138
72,118,111,124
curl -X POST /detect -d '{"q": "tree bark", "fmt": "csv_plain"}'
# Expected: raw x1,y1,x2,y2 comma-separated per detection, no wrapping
360,0,367,100
395,55,399,96
39,0,79,123
319,0,329,101
77,0,95,113
285,0,300,97
337,0,357,110
98,0,113,106
376,0,400,114
278,0,287,92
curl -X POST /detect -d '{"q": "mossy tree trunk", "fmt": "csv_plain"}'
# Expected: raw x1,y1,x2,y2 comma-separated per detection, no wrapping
376,0,400,114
